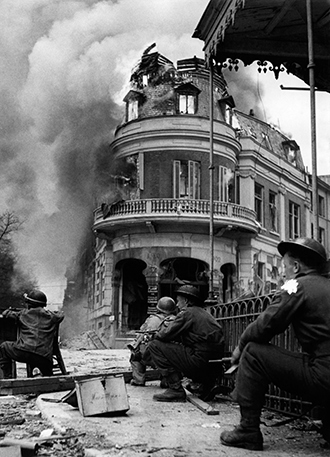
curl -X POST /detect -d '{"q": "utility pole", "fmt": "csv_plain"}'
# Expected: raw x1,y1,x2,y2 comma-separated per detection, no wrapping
205,57,217,306
306,0,319,240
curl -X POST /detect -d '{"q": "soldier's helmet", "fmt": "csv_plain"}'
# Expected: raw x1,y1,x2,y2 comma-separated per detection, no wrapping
175,285,200,302
24,290,47,307
277,237,327,265
156,297,177,315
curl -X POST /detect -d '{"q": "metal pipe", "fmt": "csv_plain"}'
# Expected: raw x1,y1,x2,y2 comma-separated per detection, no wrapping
306,0,319,239
208,57,215,299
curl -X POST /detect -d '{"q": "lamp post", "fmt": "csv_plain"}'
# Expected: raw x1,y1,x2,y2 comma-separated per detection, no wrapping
205,56,218,307
306,0,319,240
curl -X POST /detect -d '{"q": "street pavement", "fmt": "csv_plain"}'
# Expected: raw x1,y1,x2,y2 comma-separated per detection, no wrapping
31,348,329,457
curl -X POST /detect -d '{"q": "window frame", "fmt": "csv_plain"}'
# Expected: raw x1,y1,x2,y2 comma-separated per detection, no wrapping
255,183,264,225
173,160,201,199
269,190,278,232
288,201,300,239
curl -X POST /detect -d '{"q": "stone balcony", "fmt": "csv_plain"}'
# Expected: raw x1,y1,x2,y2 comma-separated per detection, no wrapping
93,198,259,236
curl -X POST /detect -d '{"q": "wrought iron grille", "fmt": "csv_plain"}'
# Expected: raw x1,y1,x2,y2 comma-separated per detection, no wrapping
209,294,313,416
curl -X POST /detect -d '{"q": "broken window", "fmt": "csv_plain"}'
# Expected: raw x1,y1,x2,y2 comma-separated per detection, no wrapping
127,100,138,121
262,132,272,150
179,94,195,114
123,90,145,123
173,160,200,199
217,166,234,202
175,83,200,115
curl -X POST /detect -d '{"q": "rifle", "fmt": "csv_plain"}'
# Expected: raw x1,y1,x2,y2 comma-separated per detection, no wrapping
127,330,157,352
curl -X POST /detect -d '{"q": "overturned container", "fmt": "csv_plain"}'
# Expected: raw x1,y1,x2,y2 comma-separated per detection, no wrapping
75,374,130,417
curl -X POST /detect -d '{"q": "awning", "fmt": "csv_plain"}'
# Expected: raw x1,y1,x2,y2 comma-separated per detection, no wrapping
193,0,330,93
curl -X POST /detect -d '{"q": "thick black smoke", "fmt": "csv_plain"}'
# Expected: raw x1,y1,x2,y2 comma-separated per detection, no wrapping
0,0,206,302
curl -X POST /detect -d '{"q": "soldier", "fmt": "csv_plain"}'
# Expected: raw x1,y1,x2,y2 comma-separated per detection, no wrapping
0,290,64,378
148,285,224,402
128,296,177,386
221,238,330,450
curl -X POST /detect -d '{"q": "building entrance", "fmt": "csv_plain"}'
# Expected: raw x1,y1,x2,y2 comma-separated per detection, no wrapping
158,257,209,302
119,259,148,331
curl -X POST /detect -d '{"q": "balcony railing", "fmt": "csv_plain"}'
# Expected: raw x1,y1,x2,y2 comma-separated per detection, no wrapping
94,198,258,232
209,295,313,416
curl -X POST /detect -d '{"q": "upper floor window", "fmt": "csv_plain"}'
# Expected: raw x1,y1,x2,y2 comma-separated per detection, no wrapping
269,191,277,232
217,166,234,202
319,227,325,245
218,96,235,126
123,90,144,122
127,100,138,121
175,83,200,115
262,132,272,150
255,183,264,225
289,201,300,239
173,160,200,199
319,195,325,217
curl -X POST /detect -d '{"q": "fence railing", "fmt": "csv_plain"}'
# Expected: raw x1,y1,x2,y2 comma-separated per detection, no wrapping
209,294,313,416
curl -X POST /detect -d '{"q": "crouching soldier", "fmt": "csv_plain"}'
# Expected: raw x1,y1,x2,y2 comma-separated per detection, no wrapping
148,285,224,402
128,296,177,386
0,290,64,378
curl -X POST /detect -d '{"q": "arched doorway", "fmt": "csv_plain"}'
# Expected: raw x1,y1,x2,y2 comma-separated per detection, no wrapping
118,259,148,332
159,257,209,302
220,263,236,303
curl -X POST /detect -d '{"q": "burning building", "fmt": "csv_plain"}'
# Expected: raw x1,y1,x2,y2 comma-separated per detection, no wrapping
86,45,326,348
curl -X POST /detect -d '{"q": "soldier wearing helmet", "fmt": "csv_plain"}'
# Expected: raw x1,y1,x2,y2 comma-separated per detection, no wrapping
0,290,64,378
128,296,177,387
148,284,224,402
221,238,330,451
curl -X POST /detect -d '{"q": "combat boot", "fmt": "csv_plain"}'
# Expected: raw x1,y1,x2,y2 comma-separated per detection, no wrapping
159,376,168,388
153,371,186,402
220,408,263,451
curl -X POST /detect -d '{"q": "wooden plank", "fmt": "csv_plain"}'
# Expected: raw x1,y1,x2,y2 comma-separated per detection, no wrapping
0,369,160,395
184,389,219,416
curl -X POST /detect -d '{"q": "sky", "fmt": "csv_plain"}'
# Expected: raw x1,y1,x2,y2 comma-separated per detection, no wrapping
1,0,329,304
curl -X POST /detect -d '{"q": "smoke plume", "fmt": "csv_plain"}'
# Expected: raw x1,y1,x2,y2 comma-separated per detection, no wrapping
0,0,206,302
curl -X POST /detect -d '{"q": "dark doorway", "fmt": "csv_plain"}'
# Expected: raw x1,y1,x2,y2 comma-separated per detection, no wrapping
220,263,236,303
159,257,209,302
121,259,148,331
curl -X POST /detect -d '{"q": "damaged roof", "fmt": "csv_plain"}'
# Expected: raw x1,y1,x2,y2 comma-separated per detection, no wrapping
193,0,330,93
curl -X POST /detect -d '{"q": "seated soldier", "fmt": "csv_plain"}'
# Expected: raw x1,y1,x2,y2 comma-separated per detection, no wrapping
0,290,64,378
128,296,177,386
148,285,224,402
220,238,330,451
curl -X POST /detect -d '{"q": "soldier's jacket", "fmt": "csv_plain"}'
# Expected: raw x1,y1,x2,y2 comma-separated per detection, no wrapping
3,307,64,361
238,271,330,356
129,312,176,351
156,306,224,355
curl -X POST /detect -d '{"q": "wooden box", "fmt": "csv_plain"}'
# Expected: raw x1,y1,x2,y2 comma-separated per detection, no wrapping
75,374,130,417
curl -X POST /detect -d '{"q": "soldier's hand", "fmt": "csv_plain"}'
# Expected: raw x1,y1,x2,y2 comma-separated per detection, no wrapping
2,309,11,318
231,346,241,365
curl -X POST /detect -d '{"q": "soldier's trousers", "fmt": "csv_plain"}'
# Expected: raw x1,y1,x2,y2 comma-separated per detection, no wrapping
0,341,53,378
234,342,330,413
148,339,215,382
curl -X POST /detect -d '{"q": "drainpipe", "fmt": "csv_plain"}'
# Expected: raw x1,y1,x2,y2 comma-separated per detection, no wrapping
306,0,319,239
205,56,217,305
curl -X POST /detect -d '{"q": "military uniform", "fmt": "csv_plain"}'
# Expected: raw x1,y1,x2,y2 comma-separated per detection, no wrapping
220,238,330,451
0,306,64,378
234,272,330,412
149,305,224,385
129,312,176,385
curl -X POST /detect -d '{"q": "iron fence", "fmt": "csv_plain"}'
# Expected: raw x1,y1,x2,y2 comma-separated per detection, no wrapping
209,294,313,416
